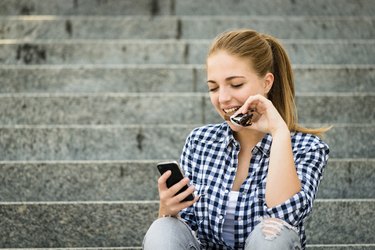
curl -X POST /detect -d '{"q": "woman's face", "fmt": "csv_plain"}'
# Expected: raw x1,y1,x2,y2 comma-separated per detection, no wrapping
206,50,273,131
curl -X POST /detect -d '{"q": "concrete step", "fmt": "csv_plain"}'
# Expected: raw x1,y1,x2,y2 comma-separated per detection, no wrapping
0,16,178,40
1,16,375,40
0,124,373,161
1,65,374,93
0,200,373,247
180,16,375,40
0,40,374,65
0,246,373,250
174,0,375,16
0,93,373,125
188,40,375,65
0,0,173,16
1,0,374,16
307,246,375,250
1,246,374,250
0,159,373,202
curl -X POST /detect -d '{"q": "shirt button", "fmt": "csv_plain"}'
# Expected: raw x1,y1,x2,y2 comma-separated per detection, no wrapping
225,189,229,194
237,217,242,221
219,215,224,220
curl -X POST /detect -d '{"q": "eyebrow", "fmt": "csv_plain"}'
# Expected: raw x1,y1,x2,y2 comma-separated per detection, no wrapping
207,76,246,83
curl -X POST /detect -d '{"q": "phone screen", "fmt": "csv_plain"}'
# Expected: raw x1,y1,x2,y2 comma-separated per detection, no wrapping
157,161,194,202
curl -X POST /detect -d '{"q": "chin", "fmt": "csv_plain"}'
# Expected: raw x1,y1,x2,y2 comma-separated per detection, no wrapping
227,121,243,132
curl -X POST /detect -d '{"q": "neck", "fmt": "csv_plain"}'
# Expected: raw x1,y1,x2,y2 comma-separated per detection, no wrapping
234,129,265,150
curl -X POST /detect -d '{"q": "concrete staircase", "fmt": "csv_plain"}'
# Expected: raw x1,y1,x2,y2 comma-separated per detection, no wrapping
0,0,374,249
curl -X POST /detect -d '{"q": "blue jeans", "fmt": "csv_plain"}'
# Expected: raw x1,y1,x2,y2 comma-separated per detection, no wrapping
143,217,302,250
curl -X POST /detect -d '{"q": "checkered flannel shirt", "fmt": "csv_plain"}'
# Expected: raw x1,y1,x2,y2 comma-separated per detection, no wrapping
179,122,329,249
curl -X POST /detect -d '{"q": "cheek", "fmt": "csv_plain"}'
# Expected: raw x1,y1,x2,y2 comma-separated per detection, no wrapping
237,85,263,103
209,94,225,116
209,93,218,107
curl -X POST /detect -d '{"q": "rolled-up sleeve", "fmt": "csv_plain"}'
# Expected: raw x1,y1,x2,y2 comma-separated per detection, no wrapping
264,140,329,226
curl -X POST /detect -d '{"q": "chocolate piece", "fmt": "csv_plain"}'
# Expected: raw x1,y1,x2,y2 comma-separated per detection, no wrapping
230,113,253,127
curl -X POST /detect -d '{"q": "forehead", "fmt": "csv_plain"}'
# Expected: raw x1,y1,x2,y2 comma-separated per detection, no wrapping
206,51,255,77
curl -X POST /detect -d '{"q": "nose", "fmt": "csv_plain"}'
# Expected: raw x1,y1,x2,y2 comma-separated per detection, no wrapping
218,87,231,104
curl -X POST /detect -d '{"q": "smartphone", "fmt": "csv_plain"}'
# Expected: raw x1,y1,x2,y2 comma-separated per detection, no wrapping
157,161,194,202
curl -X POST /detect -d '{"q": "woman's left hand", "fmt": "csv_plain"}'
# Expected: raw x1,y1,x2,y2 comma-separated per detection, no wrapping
235,94,288,135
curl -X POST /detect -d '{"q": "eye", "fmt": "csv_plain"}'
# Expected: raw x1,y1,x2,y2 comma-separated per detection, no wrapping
208,87,218,92
232,83,244,88
207,83,218,92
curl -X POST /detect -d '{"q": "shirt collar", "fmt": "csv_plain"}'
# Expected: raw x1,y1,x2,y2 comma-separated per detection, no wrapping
203,122,235,146
216,123,272,157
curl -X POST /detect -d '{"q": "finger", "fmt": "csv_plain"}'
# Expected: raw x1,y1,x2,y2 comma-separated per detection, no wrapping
173,184,195,202
172,193,200,212
236,95,261,115
242,95,271,114
167,177,190,197
157,170,171,192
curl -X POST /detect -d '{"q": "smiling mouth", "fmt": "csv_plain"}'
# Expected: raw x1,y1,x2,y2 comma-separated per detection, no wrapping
223,107,240,120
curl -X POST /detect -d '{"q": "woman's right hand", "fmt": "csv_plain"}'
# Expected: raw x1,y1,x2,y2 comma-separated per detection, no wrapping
157,170,199,217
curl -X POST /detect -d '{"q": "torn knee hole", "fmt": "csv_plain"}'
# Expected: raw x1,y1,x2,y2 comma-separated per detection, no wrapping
261,218,290,240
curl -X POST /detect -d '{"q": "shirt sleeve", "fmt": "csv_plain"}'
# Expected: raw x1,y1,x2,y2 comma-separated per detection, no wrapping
178,133,198,231
264,139,330,226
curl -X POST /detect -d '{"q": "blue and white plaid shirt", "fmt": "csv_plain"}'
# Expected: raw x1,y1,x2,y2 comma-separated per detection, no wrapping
179,122,329,249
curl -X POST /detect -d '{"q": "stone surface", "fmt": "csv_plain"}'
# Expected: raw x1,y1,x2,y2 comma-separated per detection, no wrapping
0,16,178,39
0,93,372,125
0,125,192,161
0,201,159,248
0,93,206,125
0,161,160,201
306,200,375,244
292,66,375,93
0,159,373,202
0,41,187,65
175,0,375,16
180,17,375,39
188,40,375,65
0,65,197,93
3,246,375,250
317,160,375,199
307,245,375,249
0,200,373,247
1,16,375,40
0,125,373,161
0,0,173,15
1,65,374,93
1,40,375,65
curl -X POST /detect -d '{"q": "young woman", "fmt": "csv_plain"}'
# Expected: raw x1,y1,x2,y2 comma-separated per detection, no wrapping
143,29,330,250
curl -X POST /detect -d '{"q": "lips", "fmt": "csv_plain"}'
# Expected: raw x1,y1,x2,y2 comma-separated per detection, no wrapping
223,107,240,114
223,106,240,120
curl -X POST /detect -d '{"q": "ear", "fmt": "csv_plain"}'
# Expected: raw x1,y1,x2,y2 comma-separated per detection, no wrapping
263,72,274,94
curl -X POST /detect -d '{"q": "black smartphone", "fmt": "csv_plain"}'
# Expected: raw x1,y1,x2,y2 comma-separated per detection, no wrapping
157,161,194,202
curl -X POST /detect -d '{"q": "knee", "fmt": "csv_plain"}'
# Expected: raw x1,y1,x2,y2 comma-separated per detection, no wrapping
144,217,178,240
143,217,198,250
245,218,301,250
260,218,296,240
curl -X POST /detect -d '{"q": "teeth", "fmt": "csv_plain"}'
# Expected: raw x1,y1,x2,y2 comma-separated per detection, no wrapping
223,107,239,113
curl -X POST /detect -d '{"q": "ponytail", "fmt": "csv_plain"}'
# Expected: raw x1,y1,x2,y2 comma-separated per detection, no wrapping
263,34,331,136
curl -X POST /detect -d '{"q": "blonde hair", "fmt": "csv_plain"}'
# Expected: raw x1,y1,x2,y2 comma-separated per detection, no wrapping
207,29,330,136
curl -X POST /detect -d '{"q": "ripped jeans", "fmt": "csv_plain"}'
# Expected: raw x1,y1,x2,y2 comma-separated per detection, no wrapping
143,217,302,250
